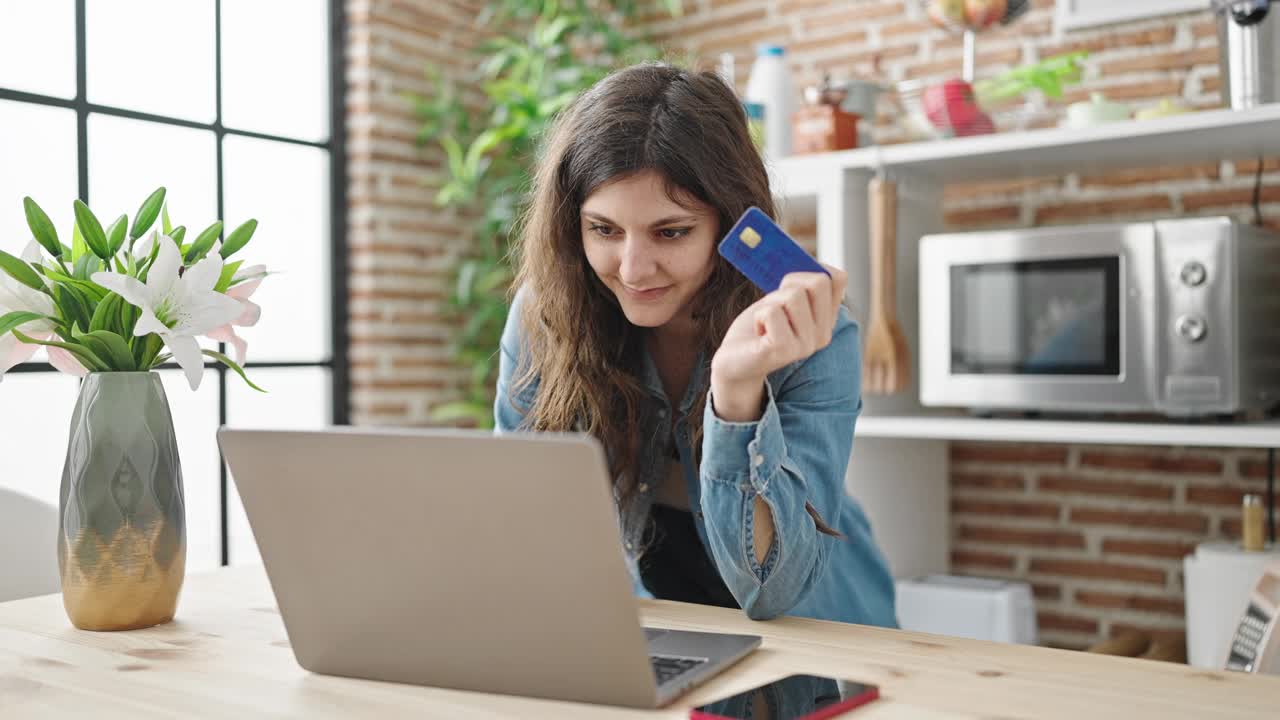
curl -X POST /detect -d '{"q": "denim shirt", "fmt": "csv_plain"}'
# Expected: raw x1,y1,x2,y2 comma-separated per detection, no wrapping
494,290,897,627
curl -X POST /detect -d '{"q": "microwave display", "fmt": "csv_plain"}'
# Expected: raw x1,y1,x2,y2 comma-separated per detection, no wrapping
950,256,1120,376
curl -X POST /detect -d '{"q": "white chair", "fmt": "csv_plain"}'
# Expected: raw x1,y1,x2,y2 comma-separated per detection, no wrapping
0,488,60,602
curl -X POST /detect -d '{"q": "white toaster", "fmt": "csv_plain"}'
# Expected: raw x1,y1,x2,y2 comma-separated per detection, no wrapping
895,574,1038,644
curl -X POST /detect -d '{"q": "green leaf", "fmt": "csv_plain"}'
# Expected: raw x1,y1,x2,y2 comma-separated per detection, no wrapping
161,202,173,235
130,187,166,240
456,259,480,305
72,252,101,281
75,329,136,370
73,199,111,260
23,197,62,258
0,311,50,337
441,134,466,180
12,329,106,372
71,220,88,261
219,219,257,258
185,221,222,263
214,259,245,293
41,267,108,302
135,333,163,369
54,285,93,333
538,15,574,46
429,401,493,428
0,249,45,291
105,214,128,256
202,349,265,392
89,293,122,333
117,295,138,338
168,225,186,245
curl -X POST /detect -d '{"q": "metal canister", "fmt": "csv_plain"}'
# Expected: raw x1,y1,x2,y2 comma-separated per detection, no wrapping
1215,0,1280,109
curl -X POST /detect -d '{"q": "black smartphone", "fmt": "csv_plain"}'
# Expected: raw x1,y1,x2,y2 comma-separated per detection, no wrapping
689,673,879,720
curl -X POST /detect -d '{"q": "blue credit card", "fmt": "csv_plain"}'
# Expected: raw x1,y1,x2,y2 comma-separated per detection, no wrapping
717,206,828,293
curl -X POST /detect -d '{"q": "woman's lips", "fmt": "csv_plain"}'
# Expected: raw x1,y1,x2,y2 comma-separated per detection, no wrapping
621,284,673,302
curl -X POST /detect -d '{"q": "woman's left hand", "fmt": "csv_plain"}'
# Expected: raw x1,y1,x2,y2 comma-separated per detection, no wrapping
709,264,848,422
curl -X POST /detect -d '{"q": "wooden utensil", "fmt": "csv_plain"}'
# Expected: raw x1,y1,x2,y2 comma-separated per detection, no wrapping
862,175,911,395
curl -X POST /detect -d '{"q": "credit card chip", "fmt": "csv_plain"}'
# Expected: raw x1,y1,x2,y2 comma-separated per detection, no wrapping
739,227,762,249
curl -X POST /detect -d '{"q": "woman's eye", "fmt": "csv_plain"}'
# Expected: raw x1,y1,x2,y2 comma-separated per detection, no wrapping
589,224,616,238
658,227,691,240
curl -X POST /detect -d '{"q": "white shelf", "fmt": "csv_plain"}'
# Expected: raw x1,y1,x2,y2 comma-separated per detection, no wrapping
856,413,1280,449
769,104,1280,191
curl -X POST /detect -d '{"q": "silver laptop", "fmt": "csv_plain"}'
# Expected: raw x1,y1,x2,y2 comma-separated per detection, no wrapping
217,426,760,708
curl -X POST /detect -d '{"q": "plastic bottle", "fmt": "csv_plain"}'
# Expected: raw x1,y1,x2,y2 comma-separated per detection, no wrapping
744,44,794,159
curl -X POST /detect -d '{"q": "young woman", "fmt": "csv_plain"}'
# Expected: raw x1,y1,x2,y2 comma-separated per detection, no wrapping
495,63,896,627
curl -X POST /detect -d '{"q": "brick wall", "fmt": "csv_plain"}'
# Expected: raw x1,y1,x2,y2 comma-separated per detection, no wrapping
345,0,484,426
636,0,1280,650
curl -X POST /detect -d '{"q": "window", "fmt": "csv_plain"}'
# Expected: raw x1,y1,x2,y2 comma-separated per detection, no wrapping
0,0,348,570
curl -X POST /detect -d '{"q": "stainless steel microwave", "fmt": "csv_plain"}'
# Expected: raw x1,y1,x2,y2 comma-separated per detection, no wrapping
918,217,1280,417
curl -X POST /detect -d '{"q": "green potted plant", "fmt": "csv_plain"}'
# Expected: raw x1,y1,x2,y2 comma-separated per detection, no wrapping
0,188,264,631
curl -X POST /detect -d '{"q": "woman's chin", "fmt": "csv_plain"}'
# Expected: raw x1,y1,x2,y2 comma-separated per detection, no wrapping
619,303,677,328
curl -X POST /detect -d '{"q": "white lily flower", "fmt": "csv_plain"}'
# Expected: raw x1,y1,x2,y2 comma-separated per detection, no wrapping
204,264,265,365
92,234,241,390
0,240,87,379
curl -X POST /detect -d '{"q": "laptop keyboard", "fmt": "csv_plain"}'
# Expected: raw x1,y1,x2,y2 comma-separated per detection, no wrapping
649,654,706,685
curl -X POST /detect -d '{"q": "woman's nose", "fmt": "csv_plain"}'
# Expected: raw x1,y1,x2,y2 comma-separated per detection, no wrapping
618,236,658,284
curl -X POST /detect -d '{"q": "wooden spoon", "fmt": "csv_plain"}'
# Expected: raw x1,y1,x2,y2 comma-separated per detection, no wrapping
862,175,911,395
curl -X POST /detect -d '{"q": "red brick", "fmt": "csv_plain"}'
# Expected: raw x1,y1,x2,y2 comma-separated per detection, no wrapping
1034,195,1173,225
1186,485,1279,508
950,444,1068,465
1037,475,1174,501
796,1,905,29
1075,591,1185,617
1079,450,1223,475
1069,508,1210,534
1183,186,1280,212
1029,558,1165,586
952,499,1061,520
1078,164,1220,189
944,177,1059,201
787,30,870,56
880,19,934,39
951,550,1017,570
1202,74,1221,95
1060,79,1185,105
1110,624,1187,647
1032,583,1062,601
1240,456,1272,479
944,205,1022,228
1101,537,1199,560
904,47,1023,80
1037,611,1100,634
696,23,791,56
1234,158,1280,175
1101,47,1220,76
1192,20,1218,39
958,525,1086,549
953,473,1026,491
1040,27,1177,58
814,43,918,72
668,7,769,38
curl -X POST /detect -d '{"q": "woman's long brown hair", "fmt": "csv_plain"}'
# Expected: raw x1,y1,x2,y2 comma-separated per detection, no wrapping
508,63,774,511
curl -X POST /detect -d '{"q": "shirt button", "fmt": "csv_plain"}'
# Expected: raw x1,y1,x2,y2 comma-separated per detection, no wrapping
752,454,764,467
626,542,634,551
657,408,667,417
638,483,649,492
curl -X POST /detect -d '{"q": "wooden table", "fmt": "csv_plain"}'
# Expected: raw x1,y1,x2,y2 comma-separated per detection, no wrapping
1,566,1276,718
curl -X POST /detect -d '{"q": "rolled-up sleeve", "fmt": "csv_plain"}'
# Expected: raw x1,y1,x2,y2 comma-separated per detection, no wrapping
494,289,538,433
699,314,861,620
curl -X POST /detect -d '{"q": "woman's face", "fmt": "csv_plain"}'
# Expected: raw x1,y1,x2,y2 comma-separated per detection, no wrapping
580,170,718,330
